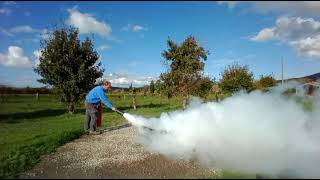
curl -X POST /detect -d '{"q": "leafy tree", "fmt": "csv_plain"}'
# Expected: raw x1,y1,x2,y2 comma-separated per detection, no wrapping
34,26,103,113
129,82,137,110
143,85,149,97
121,88,126,100
155,80,161,95
160,35,213,108
149,80,155,95
159,72,175,99
211,84,221,101
219,63,254,94
255,74,277,91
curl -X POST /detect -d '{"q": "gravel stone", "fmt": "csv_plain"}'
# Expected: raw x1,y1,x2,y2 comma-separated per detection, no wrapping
21,126,216,179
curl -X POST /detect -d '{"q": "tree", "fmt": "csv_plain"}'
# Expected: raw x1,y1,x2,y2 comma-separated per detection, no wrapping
160,35,213,108
129,82,137,110
255,74,277,91
159,72,175,99
219,63,254,94
149,80,155,96
143,85,149,97
211,84,221,102
121,88,126,100
155,79,163,96
34,26,103,113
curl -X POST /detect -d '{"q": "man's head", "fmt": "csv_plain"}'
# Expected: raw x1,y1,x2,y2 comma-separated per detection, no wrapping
102,81,112,91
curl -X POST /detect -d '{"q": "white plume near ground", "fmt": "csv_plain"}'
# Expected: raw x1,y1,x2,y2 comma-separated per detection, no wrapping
123,84,320,178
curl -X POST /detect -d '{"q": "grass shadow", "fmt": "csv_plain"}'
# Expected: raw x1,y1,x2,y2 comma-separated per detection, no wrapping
0,109,67,123
74,108,85,114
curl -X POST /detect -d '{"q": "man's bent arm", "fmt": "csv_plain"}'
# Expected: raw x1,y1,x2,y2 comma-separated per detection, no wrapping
98,90,113,109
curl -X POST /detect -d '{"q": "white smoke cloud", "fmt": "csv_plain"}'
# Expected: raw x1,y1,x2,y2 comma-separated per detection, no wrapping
124,84,320,178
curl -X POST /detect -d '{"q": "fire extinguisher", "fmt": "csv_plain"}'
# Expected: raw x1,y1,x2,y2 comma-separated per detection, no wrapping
97,101,102,127
307,80,313,96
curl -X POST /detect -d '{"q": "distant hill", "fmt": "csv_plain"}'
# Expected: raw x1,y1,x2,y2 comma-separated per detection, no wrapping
287,72,320,83
276,72,320,84
301,72,320,81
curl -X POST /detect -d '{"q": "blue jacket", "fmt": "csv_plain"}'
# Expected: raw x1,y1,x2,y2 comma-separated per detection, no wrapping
86,86,113,109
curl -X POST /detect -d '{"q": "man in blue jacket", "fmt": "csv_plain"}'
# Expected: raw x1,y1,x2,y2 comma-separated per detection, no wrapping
85,81,117,135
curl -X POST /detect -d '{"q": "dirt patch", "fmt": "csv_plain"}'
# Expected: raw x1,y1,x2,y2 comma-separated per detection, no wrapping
21,126,215,179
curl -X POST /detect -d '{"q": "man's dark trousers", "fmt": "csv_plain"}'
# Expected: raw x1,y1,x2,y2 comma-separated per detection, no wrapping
85,100,99,131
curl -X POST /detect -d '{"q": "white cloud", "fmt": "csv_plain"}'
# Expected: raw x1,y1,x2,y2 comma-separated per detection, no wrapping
10,25,38,33
122,24,147,32
3,1,16,6
33,49,43,67
250,28,276,41
98,44,109,51
0,28,14,36
251,16,320,58
0,75,44,88
100,72,156,88
66,6,112,37
38,29,51,40
24,11,31,16
290,35,320,58
252,1,320,17
218,1,320,17
133,25,144,32
13,38,39,45
217,1,239,9
0,25,46,37
252,16,320,42
0,46,32,68
0,8,11,15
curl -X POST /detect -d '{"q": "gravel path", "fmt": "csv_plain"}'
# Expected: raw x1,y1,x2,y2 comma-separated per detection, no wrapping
21,125,216,179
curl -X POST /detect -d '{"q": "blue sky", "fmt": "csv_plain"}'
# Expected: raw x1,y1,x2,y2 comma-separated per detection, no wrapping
1,1,320,87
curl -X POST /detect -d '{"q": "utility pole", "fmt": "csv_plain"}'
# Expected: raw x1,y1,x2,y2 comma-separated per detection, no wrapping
281,57,284,86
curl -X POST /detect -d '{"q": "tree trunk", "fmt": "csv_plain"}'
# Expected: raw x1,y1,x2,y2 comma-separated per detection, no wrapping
132,95,136,110
183,96,188,110
68,102,75,114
